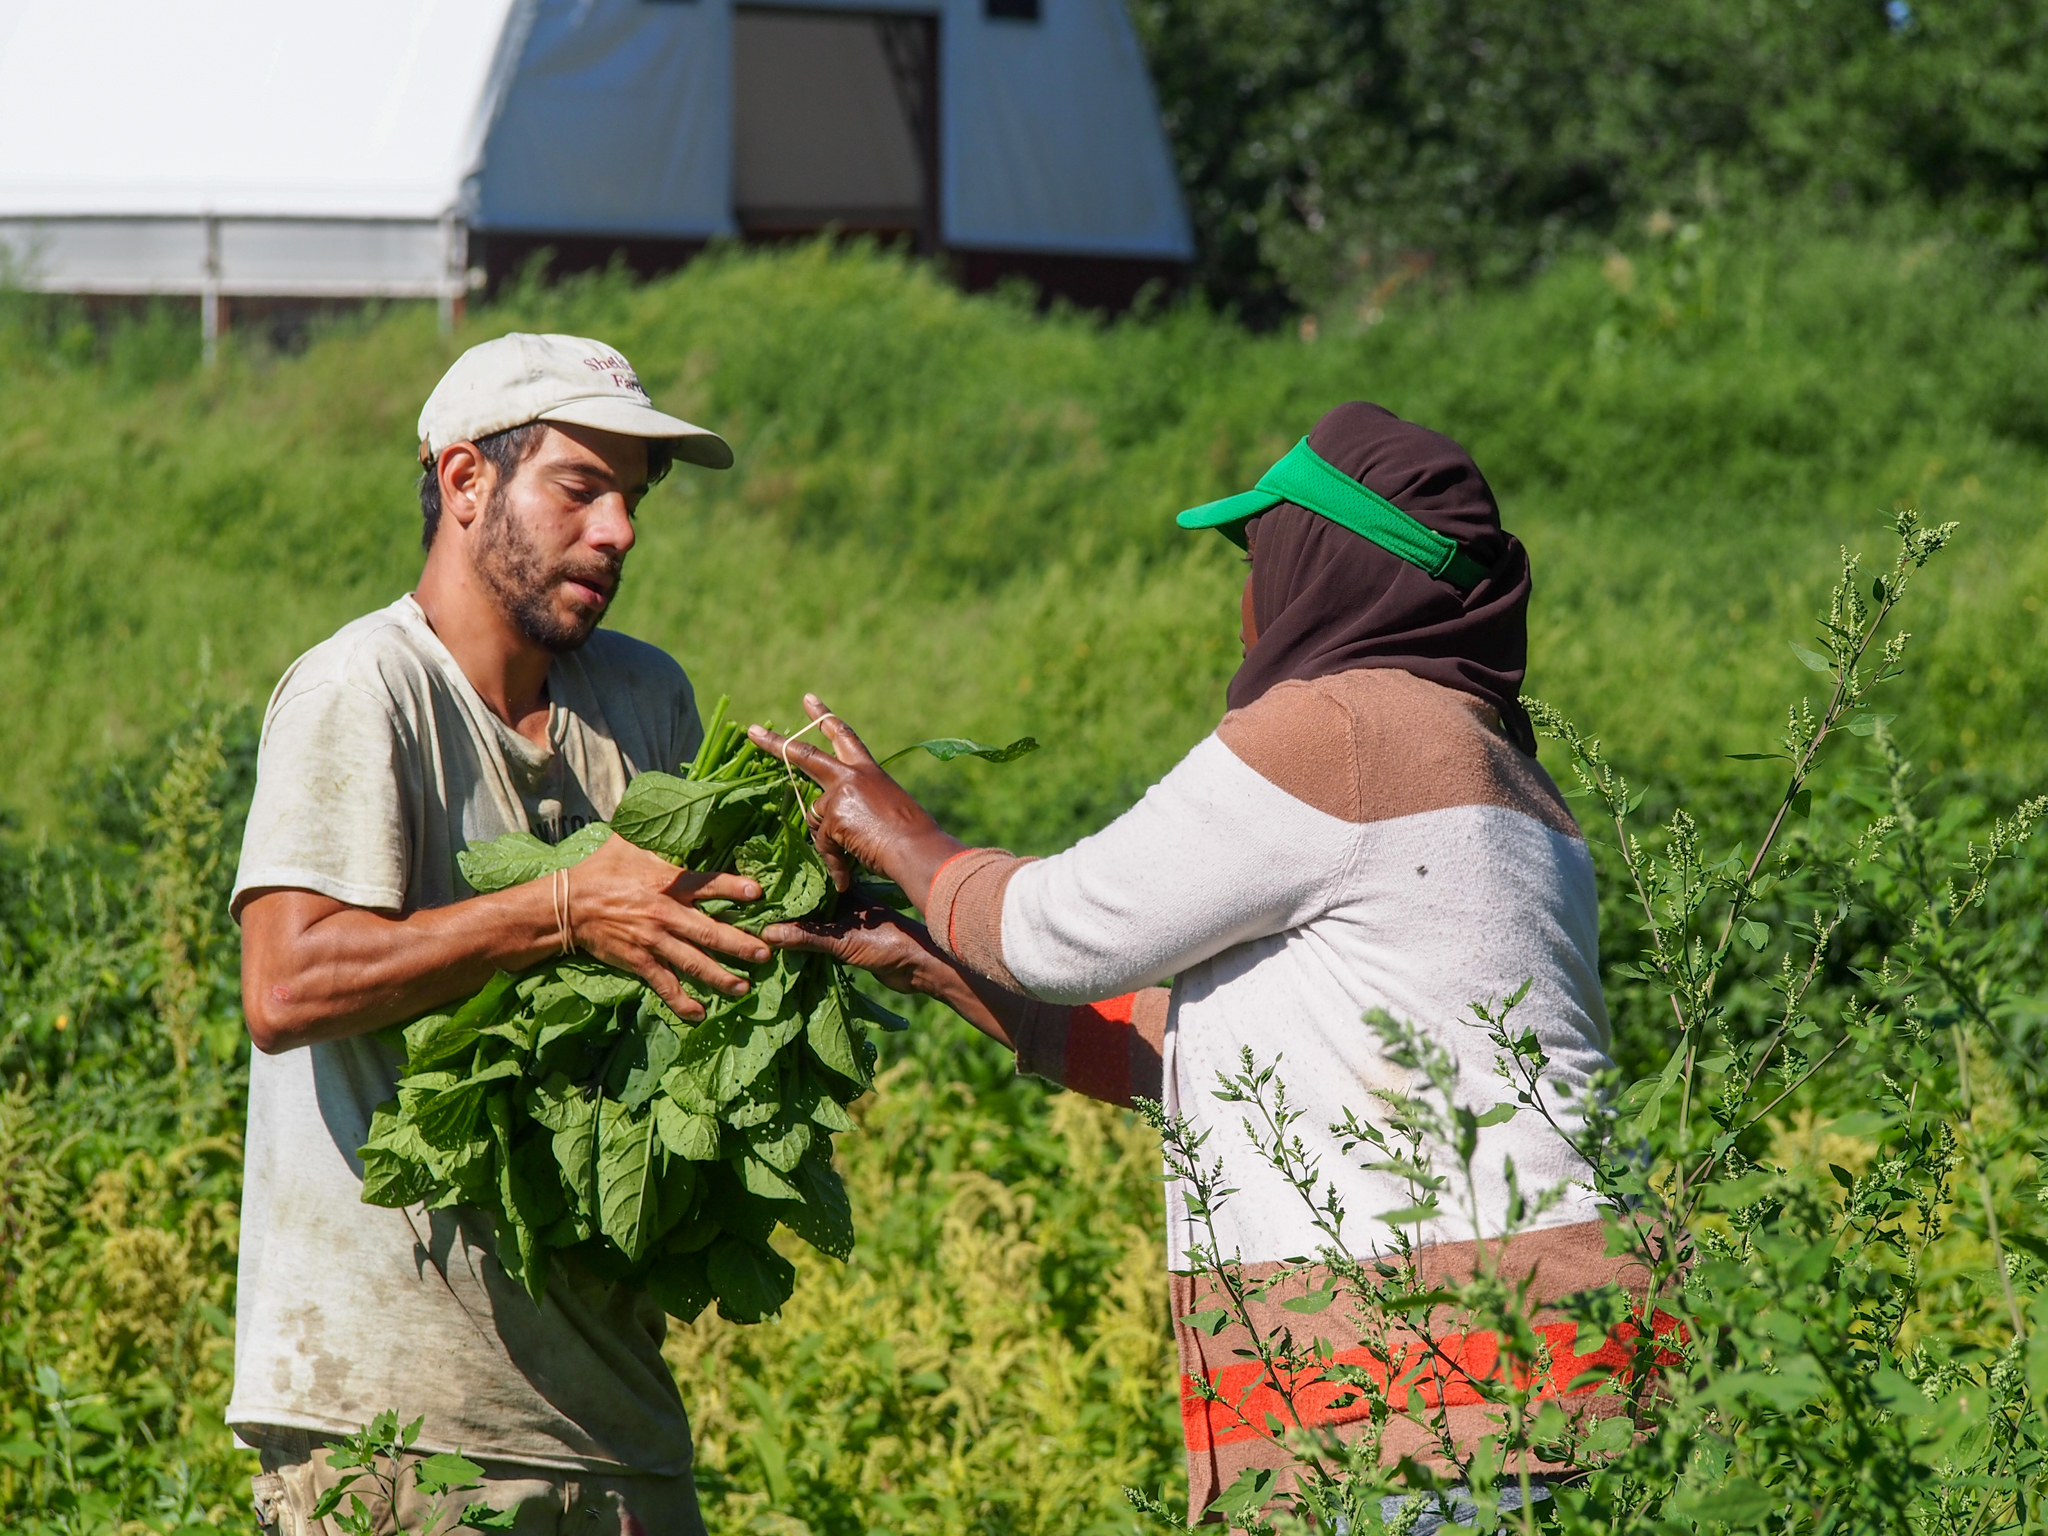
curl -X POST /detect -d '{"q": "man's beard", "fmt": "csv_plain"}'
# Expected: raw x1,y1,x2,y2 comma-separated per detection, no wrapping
473,486,623,654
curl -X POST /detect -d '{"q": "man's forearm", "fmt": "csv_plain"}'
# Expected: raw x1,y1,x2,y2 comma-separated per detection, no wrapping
240,885,565,1053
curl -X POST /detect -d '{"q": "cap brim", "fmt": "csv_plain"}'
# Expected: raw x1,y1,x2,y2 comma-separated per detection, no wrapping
1174,488,1283,548
539,396,735,470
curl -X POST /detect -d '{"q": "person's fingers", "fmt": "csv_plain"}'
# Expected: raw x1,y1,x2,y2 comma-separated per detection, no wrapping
760,920,850,956
803,695,878,768
670,869,762,905
624,950,706,1022
649,933,751,998
665,907,771,965
745,724,845,787
812,829,857,893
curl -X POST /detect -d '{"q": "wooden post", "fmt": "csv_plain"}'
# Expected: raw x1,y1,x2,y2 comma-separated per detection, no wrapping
200,213,222,364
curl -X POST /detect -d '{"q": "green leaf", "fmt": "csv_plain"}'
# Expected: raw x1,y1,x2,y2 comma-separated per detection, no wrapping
1738,918,1771,950
616,1016,684,1111
1281,1283,1338,1314
1180,1307,1231,1336
907,735,1041,764
460,1501,522,1532
1211,1466,1276,1518
747,1113,814,1173
309,1477,365,1521
655,1153,699,1241
1790,640,1833,672
1376,1203,1440,1226
597,1099,661,1263
707,1236,797,1324
406,1060,524,1151
532,991,600,1053
804,984,865,1085
358,1104,442,1207
655,1099,723,1161
807,1093,857,1133
1698,1170,1777,1210
529,1077,599,1221
734,822,830,929
849,988,911,1034
555,960,644,1007
413,1451,485,1496
1726,752,1790,762
646,1247,716,1324
778,1155,855,1260
1580,1415,1633,1456
738,1153,804,1202
1629,1039,1691,1138
555,820,613,863
611,772,728,864
1673,1477,1777,1524
1848,711,1898,738
1472,1103,1518,1128
403,971,519,1071
458,831,569,894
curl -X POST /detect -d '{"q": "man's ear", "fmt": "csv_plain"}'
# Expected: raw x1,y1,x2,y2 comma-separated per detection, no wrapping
437,443,491,533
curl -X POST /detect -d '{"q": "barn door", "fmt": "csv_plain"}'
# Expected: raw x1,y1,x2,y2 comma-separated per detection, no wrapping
732,8,940,253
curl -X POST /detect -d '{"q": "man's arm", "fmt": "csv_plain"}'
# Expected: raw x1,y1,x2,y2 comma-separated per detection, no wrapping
240,833,771,1053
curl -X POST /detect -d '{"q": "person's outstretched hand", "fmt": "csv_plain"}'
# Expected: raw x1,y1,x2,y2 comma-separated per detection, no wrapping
748,695,966,908
763,899,956,998
765,895,1025,1051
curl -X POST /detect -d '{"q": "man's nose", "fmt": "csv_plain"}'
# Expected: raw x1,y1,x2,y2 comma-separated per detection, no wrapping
587,493,637,556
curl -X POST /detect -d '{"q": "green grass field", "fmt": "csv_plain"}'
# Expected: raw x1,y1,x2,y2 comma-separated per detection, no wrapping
4,227,2047,1533
5,226,2045,849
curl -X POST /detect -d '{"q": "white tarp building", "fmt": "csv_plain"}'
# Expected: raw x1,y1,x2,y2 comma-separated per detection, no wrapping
0,0,1193,328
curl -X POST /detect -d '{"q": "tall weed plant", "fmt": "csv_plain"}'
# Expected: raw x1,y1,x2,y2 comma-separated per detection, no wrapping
1134,515,2048,1531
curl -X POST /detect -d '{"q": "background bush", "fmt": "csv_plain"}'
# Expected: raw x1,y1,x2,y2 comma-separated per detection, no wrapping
1131,0,2048,316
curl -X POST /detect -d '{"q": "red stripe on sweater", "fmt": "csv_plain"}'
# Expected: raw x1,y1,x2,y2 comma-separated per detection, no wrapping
1064,995,1139,1104
1180,1315,1682,1453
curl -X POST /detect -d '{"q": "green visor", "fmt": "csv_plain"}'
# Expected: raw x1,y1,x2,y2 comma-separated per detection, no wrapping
1176,436,1490,590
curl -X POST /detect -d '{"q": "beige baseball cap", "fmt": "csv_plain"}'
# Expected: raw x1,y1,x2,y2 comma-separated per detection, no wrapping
417,332,733,470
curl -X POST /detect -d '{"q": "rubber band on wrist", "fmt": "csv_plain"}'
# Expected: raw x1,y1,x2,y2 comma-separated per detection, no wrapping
776,712,840,825
552,866,575,956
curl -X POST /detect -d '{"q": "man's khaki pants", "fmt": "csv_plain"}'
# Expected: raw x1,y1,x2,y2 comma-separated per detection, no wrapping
249,1428,707,1536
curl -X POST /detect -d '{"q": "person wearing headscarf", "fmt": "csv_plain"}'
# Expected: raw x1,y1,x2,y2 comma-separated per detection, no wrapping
752,403,1629,1518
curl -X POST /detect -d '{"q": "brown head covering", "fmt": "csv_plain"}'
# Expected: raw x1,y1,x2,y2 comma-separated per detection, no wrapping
1225,402,1536,753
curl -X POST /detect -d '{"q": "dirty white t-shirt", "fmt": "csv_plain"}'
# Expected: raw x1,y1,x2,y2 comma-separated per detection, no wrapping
227,595,703,1473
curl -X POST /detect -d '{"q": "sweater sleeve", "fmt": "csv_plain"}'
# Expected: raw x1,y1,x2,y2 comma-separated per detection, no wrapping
923,734,1353,1006
1007,988,1169,1108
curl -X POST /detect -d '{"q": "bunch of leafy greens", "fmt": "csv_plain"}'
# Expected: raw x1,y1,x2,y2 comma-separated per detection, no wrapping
356,698,1034,1326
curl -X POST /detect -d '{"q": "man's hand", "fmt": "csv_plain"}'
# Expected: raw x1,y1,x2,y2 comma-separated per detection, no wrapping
764,897,1025,1051
747,696,966,907
566,833,770,1018
240,836,773,1052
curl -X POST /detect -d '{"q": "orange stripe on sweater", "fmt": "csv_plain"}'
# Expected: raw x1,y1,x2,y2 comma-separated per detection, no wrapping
1180,1316,1682,1453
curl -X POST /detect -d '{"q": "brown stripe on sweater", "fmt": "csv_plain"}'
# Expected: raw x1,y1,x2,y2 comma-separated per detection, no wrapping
1216,668,1580,837
1169,1220,1663,1515
923,847,1033,993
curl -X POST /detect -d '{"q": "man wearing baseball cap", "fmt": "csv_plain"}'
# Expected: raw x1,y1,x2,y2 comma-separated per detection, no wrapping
230,335,750,1534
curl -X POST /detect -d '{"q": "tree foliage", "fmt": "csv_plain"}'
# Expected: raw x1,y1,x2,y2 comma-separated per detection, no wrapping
1131,0,2048,317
